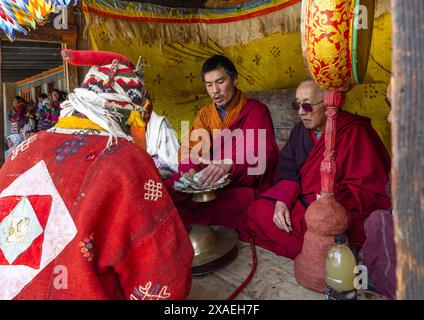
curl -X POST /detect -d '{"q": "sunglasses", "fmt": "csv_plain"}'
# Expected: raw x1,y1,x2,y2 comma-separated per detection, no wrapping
291,100,324,112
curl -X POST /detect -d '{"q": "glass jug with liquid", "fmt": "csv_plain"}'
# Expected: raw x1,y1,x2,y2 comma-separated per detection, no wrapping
325,234,357,300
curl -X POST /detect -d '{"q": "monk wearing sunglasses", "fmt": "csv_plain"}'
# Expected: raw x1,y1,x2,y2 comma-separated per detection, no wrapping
245,79,391,259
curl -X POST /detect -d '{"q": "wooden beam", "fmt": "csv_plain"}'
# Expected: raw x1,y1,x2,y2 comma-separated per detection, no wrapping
392,0,424,300
1,45,62,51
0,20,79,88
2,64,62,69
2,56,62,62
62,42,79,93
14,66,64,86
0,24,77,43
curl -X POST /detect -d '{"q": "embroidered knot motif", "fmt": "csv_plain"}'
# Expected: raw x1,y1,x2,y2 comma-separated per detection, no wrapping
79,233,94,262
54,135,87,162
99,144,120,159
130,281,170,300
144,180,163,201
11,135,37,161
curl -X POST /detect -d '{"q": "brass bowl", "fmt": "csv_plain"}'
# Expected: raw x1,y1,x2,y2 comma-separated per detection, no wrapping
189,224,239,268
192,246,238,276
192,191,217,203
176,178,231,203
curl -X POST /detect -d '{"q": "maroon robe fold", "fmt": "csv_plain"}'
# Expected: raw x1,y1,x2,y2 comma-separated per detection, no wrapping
165,98,279,237
247,111,391,259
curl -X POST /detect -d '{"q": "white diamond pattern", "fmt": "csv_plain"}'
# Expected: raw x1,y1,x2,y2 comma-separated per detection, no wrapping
0,160,77,300
0,197,43,264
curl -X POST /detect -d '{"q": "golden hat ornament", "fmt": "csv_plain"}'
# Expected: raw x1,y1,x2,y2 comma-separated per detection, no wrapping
301,0,376,92
189,224,238,268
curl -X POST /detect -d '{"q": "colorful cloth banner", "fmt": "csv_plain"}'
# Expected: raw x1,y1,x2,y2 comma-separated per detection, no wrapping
83,0,302,47
0,0,77,40
84,0,300,23
204,0,257,8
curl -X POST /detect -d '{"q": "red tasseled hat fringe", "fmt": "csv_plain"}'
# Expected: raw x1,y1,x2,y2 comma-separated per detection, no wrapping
61,49,135,69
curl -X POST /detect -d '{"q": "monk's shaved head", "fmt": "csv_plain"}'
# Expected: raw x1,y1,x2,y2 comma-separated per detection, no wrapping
296,79,326,131
298,79,324,99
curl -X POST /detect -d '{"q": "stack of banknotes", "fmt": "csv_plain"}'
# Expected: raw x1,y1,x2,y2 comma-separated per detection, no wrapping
174,168,229,191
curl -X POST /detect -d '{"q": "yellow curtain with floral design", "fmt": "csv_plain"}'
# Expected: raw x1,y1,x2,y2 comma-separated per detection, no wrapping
84,0,392,150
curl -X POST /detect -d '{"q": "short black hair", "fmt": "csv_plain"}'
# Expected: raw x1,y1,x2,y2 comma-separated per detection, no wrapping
201,55,238,81
39,93,48,99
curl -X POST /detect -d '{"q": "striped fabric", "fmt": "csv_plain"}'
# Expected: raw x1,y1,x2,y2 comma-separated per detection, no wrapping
80,64,146,107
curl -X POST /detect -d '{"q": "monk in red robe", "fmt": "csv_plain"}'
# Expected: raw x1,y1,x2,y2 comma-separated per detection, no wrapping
246,80,391,259
165,55,279,237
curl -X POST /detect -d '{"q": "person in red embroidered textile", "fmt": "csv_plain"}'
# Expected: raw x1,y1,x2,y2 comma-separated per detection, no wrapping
164,55,279,238
0,50,193,300
246,79,391,259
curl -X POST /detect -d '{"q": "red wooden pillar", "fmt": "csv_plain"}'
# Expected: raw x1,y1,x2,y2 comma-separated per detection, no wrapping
294,91,348,292
320,92,344,194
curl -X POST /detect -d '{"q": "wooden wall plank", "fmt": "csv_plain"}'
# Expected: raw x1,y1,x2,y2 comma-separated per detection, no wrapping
392,0,424,300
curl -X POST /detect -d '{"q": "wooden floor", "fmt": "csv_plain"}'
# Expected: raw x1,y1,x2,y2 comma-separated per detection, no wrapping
189,241,385,300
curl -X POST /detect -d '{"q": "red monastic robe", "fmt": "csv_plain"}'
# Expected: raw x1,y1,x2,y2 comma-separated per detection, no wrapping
247,111,391,259
165,98,279,237
0,129,193,300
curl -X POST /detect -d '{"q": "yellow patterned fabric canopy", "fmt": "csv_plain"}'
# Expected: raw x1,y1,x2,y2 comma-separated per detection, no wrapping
84,0,392,150
83,0,302,46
